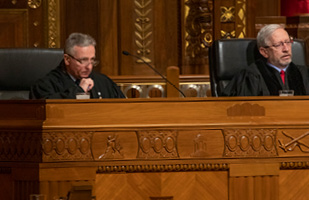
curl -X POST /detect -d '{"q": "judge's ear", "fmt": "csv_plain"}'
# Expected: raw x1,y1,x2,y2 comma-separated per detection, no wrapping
64,54,70,66
259,47,269,59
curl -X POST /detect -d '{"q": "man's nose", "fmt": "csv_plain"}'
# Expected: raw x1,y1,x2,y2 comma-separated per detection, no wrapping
282,43,289,51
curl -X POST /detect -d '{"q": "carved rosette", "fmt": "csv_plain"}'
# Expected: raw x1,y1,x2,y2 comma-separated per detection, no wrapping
137,130,179,158
0,132,42,162
220,6,235,23
42,131,93,161
223,129,278,157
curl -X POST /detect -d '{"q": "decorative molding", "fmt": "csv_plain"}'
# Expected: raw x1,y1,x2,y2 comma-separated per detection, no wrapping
137,130,179,158
42,131,93,161
281,161,309,169
236,0,246,38
223,129,278,157
279,131,309,153
0,132,42,162
97,163,229,173
28,0,41,9
134,0,153,63
227,103,265,116
98,134,124,160
47,0,60,48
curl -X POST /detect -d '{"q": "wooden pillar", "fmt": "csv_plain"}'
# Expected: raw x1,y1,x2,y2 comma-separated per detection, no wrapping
229,163,279,200
166,66,181,98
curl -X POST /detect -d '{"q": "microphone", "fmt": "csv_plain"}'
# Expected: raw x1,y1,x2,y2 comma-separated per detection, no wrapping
122,51,186,97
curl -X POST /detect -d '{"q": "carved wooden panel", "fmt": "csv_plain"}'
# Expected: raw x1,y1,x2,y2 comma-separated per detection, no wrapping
0,0,52,48
223,129,277,157
0,9,28,47
280,170,309,200
95,171,228,200
277,129,309,156
42,131,93,162
229,176,279,200
40,180,94,200
0,131,42,162
118,0,182,76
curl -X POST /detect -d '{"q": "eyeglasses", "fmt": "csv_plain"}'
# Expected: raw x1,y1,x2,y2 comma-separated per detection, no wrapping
264,38,294,49
66,54,99,67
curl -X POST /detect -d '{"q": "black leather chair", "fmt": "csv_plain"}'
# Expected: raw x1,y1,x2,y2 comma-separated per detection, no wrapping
0,48,63,99
209,38,307,97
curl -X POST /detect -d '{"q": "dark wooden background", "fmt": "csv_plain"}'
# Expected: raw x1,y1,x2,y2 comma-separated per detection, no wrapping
0,0,307,78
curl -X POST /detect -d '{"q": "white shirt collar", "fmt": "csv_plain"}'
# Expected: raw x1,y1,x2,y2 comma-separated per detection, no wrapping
267,62,289,73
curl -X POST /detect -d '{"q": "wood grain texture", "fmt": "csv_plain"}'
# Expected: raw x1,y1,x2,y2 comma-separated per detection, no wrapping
95,172,228,200
2,97,309,199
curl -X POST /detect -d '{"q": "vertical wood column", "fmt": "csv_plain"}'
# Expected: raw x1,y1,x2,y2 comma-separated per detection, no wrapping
166,66,181,98
229,163,279,200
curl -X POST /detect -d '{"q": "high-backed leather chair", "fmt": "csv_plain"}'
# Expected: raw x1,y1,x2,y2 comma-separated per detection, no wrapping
209,38,307,97
0,48,63,99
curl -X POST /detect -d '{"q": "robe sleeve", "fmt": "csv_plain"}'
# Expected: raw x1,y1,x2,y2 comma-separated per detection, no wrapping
220,69,268,96
30,76,84,99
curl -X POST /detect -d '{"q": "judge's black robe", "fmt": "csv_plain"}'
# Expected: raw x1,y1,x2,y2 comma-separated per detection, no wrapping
221,59,309,96
30,60,125,99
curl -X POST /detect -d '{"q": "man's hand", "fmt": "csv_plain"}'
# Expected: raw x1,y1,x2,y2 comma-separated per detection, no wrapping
79,78,94,92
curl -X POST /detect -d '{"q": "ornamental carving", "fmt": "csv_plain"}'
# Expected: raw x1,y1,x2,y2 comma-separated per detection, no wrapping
185,0,213,64
236,0,247,38
137,130,178,158
28,0,41,9
98,134,124,159
279,131,309,153
220,30,235,39
42,131,93,161
220,6,235,22
281,161,309,169
0,132,41,162
47,0,60,48
191,134,208,157
97,163,229,173
223,129,278,157
227,103,265,116
134,0,153,63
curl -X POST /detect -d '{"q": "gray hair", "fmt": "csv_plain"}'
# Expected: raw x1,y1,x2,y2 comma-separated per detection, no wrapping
257,24,286,48
64,33,96,55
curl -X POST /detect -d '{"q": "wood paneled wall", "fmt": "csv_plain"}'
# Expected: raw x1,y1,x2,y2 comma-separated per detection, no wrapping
0,0,290,77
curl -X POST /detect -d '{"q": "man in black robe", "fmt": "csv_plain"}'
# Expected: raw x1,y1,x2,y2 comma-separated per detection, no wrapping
30,33,125,99
221,24,309,96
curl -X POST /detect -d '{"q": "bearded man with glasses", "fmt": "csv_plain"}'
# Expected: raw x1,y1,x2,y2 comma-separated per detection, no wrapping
222,24,309,96
30,33,125,99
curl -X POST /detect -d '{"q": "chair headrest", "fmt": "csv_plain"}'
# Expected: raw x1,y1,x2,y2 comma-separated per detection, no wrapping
0,48,64,90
